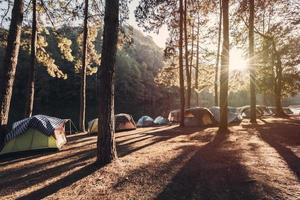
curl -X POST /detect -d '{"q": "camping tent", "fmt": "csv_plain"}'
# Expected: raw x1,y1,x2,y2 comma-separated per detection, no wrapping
0,115,67,155
88,119,98,134
228,106,239,114
154,116,169,125
209,106,242,124
184,107,216,126
115,113,136,131
268,106,295,115
283,107,294,115
288,105,300,115
168,109,180,123
256,105,273,116
239,106,263,118
137,116,154,127
168,107,216,127
88,114,137,134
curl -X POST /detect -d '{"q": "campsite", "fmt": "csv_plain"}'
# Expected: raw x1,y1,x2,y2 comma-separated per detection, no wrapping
1,117,300,199
0,0,300,199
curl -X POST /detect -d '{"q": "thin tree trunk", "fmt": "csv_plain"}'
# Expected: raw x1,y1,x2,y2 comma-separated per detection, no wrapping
79,0,89,132
273,42,286,117
274,62,284,116
184,0,191,108
219,0,229,132
274,63,284,117
96,0,119,165
189,23,194,106
215,0,222,106
189,24,194,76
179,0,185,127
195,14,200,106
0,0,24,133
249,0,256,123
24,0,37,118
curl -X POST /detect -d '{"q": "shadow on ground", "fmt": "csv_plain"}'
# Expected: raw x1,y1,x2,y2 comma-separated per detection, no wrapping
0,126,200,199
1,119,299,200
155,132,262,200
243,120,300,180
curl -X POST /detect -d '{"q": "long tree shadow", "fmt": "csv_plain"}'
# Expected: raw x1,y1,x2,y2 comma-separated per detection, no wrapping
0,136,97,165
0,142,97,179
244,121,300,180
1,126,184,184
115,127,164,139
156,132,263,200
1,125,206,199
0,151,96,194
0,149,57,166
16,163,99,200
117,126,205,157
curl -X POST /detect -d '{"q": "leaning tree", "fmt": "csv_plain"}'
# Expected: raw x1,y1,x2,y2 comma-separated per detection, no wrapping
0,0,24,135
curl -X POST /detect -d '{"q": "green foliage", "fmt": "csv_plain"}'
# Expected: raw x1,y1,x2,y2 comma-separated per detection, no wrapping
19,26,67,79
57,35,74,62
74,27,100,75
0,26,178,127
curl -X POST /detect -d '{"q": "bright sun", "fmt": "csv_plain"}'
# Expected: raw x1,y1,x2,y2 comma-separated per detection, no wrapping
229,48,248,71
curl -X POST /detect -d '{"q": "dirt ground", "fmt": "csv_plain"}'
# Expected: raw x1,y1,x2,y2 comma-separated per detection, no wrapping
0,117,299,200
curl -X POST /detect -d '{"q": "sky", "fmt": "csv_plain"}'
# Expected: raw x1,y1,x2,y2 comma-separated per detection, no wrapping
0,0,169,48
0,0,248,70
128,0,169,48
128,1,247,71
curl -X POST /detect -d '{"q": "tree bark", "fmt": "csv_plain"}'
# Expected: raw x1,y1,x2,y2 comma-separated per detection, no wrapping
195,14,200,106
24,0,37,118
274,62,285,117
189,23,194,97
79,0,89,132
184,0,191,108
214,0,222,106
96,0,119,165
219,0,229,132
179,0,185,127
273,41,286,117
249,0,256,123
0,0,24,132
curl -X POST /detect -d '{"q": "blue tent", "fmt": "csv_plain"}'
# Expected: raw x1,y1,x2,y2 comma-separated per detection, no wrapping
137,116,154,127
154,116,169,125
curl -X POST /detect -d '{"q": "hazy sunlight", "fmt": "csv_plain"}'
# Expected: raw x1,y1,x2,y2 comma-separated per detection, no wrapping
230,48,248,71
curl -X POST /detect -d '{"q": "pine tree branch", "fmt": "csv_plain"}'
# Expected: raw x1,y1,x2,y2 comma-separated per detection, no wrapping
0,0,11,28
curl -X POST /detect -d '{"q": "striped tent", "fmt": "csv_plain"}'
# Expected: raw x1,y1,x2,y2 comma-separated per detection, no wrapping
0,115,67,155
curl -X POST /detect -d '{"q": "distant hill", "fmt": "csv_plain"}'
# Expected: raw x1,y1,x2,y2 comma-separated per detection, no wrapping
0,26,179,127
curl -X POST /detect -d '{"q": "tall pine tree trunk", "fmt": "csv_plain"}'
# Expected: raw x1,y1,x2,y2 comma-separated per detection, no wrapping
273,42,286,117
249,0,256,123
219,0,229,132
179,0,185,127
184,0,191,108
79,0,89,132
25,0,37,118
96,0,119,165
0,0,24,133
274,60,285,117
189,23,194,106
195,14,200,106
214,0,222,106
189,24,194,72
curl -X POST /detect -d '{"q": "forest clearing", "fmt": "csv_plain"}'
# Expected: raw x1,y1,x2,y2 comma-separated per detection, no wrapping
0,0,300,199
0,117,300,199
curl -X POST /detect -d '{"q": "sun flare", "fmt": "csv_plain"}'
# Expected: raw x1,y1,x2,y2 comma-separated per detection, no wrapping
230,48,248,71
